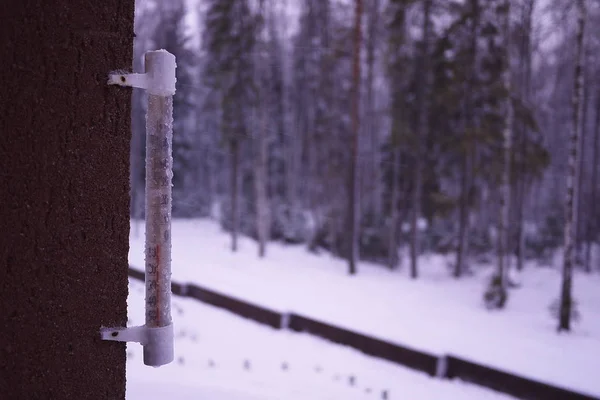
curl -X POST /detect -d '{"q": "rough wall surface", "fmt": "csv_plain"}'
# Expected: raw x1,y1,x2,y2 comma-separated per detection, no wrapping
0,1,134,399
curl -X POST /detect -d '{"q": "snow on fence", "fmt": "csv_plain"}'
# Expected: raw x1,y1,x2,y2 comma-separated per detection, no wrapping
128,265,599,400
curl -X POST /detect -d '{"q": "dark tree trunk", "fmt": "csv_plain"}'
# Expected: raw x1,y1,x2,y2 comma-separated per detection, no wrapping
388,148,401,270
387,0,408,271
0,0,134,398
455,0,479,279
348,0,363,275
576,63,590,267
515,0,535,272
456,149,471,278
366,0,381,217
230,140,240,252
498,0,513,295
410,0,432,280
585,92,600,273
255,0,270,258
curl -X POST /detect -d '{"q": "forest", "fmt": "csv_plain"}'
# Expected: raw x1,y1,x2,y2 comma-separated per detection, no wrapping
130,0,600,330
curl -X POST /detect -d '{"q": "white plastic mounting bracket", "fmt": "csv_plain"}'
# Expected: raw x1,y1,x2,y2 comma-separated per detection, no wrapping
108,49,176,96
100,324,174,367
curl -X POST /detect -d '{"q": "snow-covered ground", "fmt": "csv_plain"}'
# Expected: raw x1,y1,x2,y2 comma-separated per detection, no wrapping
129,218,600,397
125,279,514,399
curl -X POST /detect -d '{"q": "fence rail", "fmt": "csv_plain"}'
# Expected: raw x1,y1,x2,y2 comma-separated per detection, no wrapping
445,356,598,400
288,313,438,376
185,283,282,329
128,266,598,400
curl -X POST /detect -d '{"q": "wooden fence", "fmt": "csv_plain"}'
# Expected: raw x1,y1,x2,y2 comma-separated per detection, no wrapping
129,266,598,400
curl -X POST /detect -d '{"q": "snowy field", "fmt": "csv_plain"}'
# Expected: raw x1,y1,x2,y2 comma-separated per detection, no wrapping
129,219,600,397
125,279,513,399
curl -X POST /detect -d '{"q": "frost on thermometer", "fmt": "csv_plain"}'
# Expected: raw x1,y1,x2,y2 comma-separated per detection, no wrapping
145,93,173,329
102,49,176,367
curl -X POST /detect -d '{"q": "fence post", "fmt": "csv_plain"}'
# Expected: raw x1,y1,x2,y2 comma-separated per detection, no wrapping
436,355,448,378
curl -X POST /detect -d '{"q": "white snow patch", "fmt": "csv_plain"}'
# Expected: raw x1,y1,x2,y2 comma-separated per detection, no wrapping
129,218,600,398
126,279,513,399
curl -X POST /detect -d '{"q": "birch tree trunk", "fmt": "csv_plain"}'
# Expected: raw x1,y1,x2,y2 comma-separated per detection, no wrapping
255,104,270,257
255,0,270,258
348,0,363,275
558,0,586,332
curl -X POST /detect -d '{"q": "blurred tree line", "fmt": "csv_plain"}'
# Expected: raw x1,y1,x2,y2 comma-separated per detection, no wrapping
130,0,600,317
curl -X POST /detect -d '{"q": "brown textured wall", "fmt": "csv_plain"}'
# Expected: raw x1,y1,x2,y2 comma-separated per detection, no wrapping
0,1,134,399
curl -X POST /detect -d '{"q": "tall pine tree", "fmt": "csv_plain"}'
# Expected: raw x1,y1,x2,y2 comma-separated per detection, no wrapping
203,0,256,252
